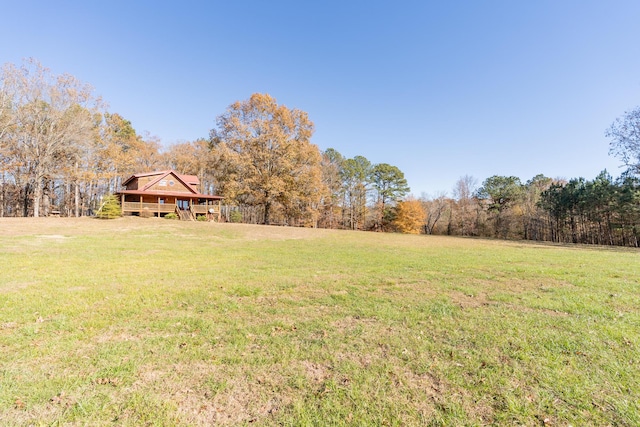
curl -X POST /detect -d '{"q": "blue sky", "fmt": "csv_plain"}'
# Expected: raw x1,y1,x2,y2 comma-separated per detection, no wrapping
3,0,640,195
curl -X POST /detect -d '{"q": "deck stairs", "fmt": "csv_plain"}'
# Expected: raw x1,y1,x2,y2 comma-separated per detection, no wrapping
175,206,193,221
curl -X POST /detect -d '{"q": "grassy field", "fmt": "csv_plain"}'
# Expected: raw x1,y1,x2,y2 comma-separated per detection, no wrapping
0,217,638,426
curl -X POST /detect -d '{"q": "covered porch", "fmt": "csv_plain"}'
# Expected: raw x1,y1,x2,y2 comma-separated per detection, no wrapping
119,193,223,221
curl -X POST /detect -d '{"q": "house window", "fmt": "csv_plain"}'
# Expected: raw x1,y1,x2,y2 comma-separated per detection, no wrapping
159,180,167,186
169,180,175,186
159,198,165,204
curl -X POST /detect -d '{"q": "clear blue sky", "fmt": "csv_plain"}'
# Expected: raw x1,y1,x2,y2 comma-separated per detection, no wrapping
3,0,640,195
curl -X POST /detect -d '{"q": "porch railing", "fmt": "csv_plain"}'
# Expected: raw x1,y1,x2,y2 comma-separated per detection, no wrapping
191,205,219,214
122,202,177,213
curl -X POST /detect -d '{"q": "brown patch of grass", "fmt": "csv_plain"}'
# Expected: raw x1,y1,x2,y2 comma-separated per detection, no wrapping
301,360,332,384
126,362,295,426
449,291,491,309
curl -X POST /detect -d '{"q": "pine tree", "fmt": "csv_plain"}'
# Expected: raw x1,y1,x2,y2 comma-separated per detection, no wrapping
96,194,121,219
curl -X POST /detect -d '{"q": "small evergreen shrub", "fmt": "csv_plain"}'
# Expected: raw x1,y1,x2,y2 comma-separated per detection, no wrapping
196,215,208,221
164,213,178,220
229,210,243,223
96,195,121,219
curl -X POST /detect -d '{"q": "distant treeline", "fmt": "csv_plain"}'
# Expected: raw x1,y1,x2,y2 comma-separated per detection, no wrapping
1,59,639,247
420,172,639,247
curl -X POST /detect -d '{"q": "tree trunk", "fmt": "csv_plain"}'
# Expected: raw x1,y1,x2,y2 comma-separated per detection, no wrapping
264,201,271,225
22,183,30,217
42,180,51,217
75,180,80,217
0,171,4,218
33,176,43,217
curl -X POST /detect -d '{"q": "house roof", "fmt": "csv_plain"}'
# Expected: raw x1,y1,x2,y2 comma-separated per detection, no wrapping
181,174,199,185
142,170,197,194
122,170,200,187
122,170,169,185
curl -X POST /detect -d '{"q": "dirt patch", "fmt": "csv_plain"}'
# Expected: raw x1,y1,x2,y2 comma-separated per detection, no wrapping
36,234,70,240
301,360,332,384
449,291,491,309
331,315,378,328
128,362,294,426
0,281,37,293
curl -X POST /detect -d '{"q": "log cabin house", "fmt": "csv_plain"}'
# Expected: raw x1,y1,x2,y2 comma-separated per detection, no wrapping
116,170,223,220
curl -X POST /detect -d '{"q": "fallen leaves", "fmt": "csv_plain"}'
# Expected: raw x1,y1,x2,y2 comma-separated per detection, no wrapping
14,398,25,409
94,377,121,386
50,392,74,407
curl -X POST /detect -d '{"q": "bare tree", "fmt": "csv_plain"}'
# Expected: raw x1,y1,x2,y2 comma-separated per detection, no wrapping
606,106,640,175
0,59,102,216
421,192,448,234
452,175,478,236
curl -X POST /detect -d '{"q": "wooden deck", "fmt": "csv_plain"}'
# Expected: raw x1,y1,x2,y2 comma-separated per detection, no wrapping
121,202,220,220
122,202,177,213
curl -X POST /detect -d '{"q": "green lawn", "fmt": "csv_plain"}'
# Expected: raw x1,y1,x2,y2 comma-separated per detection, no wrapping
0,218,638,426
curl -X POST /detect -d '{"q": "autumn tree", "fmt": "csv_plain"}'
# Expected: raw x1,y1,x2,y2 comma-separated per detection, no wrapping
95,113,165,192
165,139,216,194
0,59,102,217
134,133,164,172
394,197,426,234
209,93,325,225
100,113,136,185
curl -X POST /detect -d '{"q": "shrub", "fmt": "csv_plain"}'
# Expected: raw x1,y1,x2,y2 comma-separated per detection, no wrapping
229,210,243,223
140,207,153,218
164,213,178,220
196,215,208,221
95,195,121,219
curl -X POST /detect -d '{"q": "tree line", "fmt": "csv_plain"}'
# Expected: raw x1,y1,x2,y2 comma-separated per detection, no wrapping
415,106,640,247
0,60,170,217
0,61,410,226
1,59,638,246
418,171,639,247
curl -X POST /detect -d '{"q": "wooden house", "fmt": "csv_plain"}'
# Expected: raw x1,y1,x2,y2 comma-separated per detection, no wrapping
116,170,223,220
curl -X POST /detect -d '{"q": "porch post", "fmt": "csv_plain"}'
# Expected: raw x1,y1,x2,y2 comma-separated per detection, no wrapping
121,193,125,215
157,196,160,217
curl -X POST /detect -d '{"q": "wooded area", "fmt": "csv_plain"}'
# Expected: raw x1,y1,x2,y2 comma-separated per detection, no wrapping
1,59,639,246
421,171,640,247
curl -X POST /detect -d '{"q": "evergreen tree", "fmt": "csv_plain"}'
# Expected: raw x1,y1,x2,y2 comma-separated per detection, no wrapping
96,194,121,219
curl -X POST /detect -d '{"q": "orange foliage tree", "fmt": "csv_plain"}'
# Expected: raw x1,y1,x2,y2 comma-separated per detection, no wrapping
209,93,325,225
394,197,426,234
